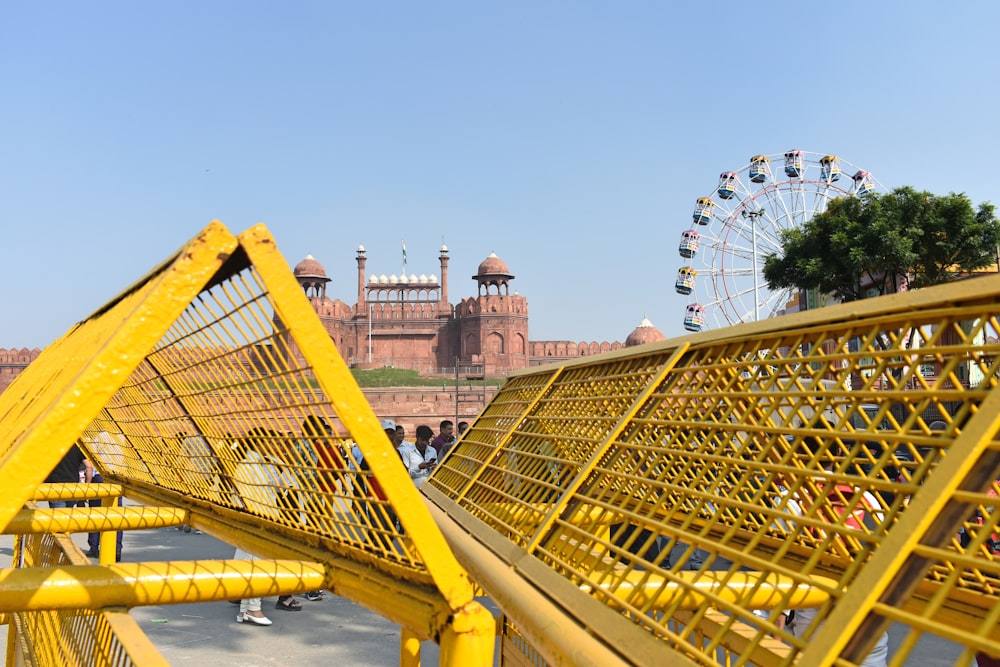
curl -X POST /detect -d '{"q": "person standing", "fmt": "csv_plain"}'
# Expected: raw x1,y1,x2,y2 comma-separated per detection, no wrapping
45,444,92,508
83,460,124,561
430,420,455,458
398,425,437,487
230,429,304,615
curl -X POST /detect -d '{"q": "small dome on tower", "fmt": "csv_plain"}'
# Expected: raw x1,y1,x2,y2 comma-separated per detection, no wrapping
293,254,327,279
625,315,666,347
477,252,510,276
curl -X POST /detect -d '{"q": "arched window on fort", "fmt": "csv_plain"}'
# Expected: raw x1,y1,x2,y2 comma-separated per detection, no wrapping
486,332,505,355
464,333,480,356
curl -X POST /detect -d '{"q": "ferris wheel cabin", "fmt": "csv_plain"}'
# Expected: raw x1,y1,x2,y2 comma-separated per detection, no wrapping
684,304,706,332
820,155,841,182
693,198,715,225
678,230,700,259
783,150,804,177
749,155,771,183
853,170,874,194
675,267,697,295
717,171,738,199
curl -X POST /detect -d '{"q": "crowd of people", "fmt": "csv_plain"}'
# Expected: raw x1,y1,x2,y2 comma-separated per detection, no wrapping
225,415,470,626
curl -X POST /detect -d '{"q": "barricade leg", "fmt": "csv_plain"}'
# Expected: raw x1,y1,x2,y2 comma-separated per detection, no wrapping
438,601,496,667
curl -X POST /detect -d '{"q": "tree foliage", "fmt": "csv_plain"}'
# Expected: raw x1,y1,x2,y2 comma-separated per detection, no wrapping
763,187,1000,302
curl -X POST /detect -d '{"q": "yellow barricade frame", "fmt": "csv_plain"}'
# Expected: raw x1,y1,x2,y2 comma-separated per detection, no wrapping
0,221,494,666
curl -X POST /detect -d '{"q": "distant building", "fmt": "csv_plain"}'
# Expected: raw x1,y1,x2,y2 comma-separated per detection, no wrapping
290,245,655,376
1,245,670,393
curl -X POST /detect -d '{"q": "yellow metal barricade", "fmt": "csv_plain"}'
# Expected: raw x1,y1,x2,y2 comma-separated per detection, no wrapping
0,221,493,666
425,274,1000,666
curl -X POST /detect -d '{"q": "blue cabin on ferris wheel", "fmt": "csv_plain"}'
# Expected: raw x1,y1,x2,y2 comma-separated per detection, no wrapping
684,304,705,332
784,150,804,177
679,230,700,259
749,155,771,183
820,155,841,182
717,172,738,199
675,266,696,295
692,198,715,225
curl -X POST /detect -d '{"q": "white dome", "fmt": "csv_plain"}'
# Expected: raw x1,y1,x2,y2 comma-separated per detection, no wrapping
419,274,429,284
379,274,388,283
398,274,409,283
369,274,378,283
440,244,448,252
429,273,438,283
357,244,366,252
409,274,418,282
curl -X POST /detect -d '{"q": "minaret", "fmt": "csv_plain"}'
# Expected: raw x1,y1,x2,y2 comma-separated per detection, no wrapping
356,245,367,308
439,244,450,306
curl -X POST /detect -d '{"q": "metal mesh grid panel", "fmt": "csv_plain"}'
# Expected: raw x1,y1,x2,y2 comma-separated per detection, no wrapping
427,274,1000,666
80,260,422,567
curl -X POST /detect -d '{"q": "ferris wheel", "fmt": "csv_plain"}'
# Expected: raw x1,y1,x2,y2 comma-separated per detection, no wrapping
676,150,881,332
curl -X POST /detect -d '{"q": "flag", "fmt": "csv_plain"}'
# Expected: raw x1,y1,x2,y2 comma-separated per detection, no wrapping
402,240,407,272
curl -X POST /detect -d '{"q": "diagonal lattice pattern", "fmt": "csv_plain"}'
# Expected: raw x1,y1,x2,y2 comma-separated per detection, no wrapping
427,276,1000,667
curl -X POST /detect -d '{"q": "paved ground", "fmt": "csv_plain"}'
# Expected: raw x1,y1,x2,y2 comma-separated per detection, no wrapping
0,522,977,666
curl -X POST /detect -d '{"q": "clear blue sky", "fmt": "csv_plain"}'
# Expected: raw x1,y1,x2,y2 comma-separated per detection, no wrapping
2,2,997,348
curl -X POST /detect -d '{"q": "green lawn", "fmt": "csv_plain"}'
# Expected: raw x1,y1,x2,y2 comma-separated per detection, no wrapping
350,367,504,388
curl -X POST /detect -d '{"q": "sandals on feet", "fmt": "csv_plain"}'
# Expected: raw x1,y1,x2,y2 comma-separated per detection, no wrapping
275,596,302,611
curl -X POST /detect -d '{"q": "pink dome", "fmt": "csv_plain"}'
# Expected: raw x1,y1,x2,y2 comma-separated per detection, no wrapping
293,255,327,279
625,316,666,347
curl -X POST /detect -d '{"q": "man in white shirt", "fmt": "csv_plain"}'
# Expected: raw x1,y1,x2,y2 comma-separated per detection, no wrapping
397,425,437,486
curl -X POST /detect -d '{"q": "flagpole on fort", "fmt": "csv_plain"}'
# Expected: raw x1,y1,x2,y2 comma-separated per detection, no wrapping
368,302,373,364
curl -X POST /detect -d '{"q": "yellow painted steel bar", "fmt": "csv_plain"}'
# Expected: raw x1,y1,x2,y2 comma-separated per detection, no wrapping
0,558,326,612
583,570,836,612
425,498,652,667
31,483,126,501
400,628,421,667
3,506,188,534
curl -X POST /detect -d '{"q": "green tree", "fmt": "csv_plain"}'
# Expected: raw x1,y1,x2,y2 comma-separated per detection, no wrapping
763,187,1000,302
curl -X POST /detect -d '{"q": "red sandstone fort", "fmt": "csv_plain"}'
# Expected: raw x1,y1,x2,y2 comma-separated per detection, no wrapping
0,246,666,424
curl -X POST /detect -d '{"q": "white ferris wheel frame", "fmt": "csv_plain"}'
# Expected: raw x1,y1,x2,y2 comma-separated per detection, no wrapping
681,151,883,330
